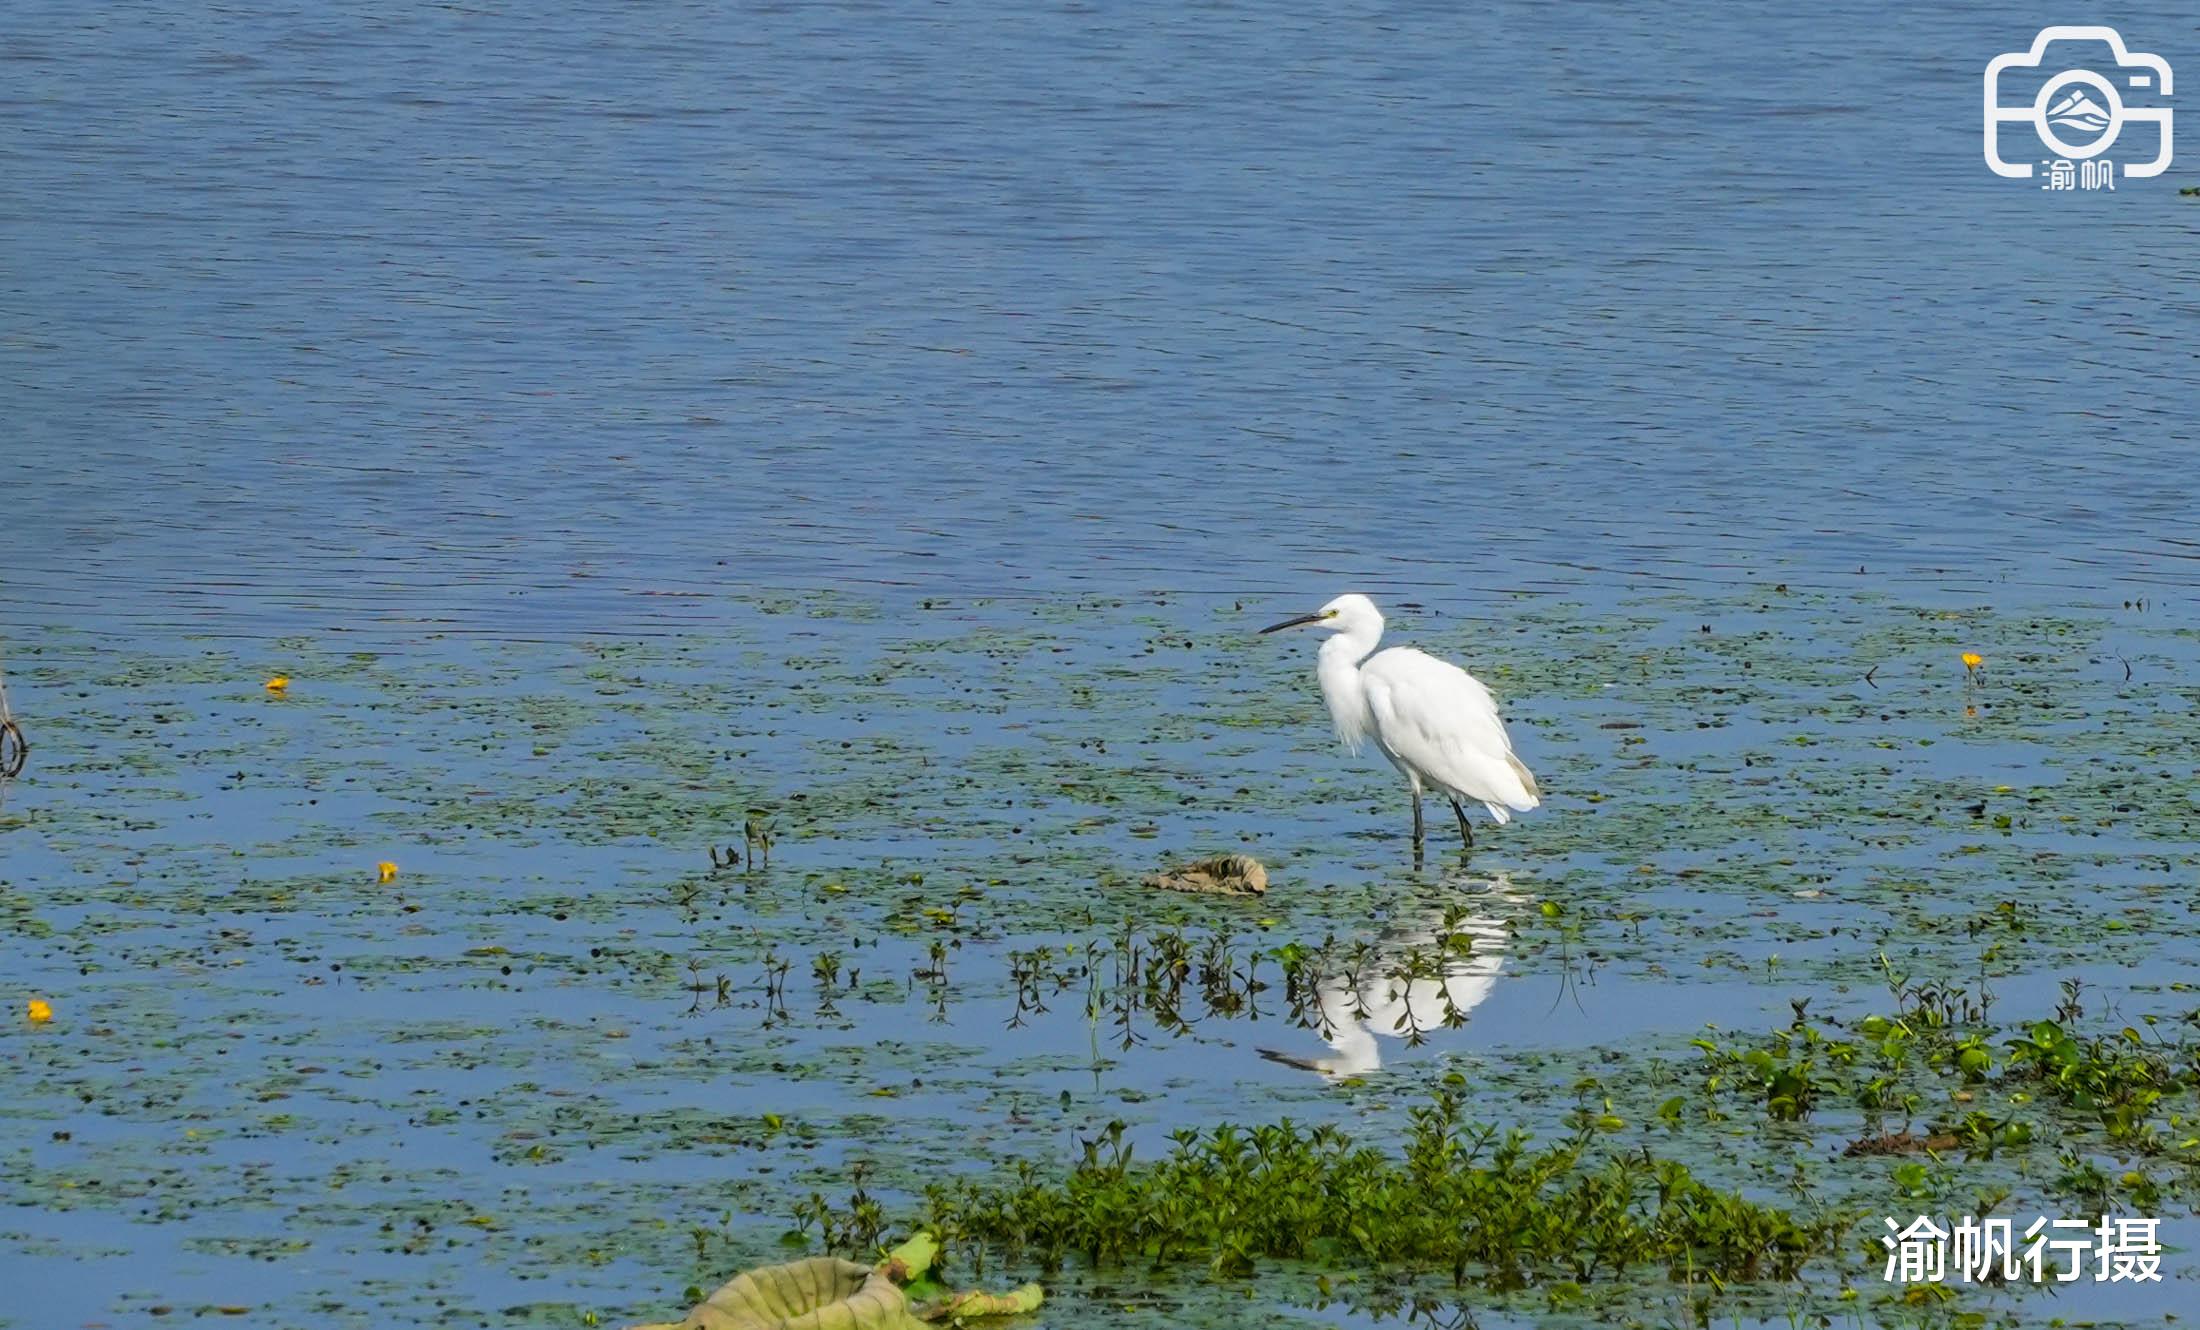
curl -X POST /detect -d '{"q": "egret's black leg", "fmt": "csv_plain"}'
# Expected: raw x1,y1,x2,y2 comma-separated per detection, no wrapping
1411,787,1425,858
1448,796,1475,850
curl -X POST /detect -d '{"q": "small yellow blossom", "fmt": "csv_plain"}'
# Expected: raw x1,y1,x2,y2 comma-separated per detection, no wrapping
265,675,290,692
377,860,399,883
1960,652,1983,671
27,998,52,1023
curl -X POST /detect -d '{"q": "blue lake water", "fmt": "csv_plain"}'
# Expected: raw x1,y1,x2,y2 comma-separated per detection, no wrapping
5,1,2200,1326
6,0,2198,640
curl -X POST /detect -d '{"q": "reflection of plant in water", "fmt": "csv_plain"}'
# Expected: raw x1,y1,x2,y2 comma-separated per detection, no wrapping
812,951,850,1017
741,915,1516,1075
916,939,951,1024
665,877,708,922
1005,945,1062,1029
1196,930,1264,1020
760,946,791,1026
1105,924,1147,1049
1139,927,1195,1039
682,960,731,1016
1349,1298,1483,1330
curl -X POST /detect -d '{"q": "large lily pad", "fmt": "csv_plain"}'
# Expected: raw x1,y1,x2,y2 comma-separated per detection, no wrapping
630,1256,921,1330
632,1236,1040,1330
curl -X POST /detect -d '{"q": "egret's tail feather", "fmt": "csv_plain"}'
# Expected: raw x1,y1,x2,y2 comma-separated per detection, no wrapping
1483,801,1512,825
1507,753,1541,801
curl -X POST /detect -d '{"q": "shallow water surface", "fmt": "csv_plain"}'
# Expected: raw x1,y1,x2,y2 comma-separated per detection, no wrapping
5,0,2200,1325
7,591,2200,1324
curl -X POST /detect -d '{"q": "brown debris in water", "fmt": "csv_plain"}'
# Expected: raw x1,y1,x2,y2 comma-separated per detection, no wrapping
1144,854,1268,896
1842,1129,1958,1158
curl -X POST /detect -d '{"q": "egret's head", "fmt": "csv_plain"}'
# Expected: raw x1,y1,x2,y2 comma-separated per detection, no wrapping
1259,593,1383,636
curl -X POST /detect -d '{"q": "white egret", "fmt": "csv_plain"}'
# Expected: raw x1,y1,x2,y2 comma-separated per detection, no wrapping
1261,593,1538,854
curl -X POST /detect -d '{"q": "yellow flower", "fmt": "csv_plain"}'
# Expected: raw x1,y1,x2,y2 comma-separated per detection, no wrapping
26,998,52,1023
265,675,290,692
377,861,399,883
1960,652,1983,671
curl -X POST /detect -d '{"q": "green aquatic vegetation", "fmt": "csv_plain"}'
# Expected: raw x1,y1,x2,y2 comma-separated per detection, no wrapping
2002,1019,2197,1147
17,593,2200,1328
813,1078,1841,1292
1692,996,2200,1217
1693,1021,1860,1122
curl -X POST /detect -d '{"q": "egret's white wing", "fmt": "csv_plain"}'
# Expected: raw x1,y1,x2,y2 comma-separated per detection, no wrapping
1361,647,1538,814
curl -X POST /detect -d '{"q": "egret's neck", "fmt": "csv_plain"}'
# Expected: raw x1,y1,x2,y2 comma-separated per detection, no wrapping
1318,617,1382,673
1316,620,1381,751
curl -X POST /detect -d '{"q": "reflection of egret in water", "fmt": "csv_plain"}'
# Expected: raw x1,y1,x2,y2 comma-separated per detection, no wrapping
1261,876,1525,1079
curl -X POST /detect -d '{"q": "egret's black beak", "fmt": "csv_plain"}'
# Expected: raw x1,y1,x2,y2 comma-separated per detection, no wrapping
1259,612,1326,635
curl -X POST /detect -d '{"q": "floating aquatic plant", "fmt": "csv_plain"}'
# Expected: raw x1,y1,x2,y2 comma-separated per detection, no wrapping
632,1232,1039,1330
808,1078,1840,1290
